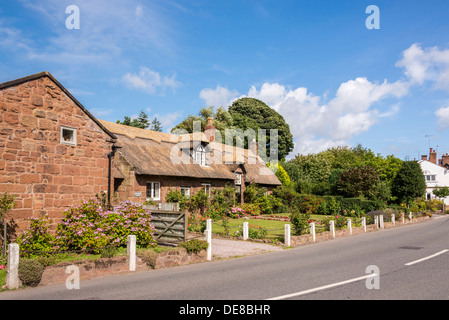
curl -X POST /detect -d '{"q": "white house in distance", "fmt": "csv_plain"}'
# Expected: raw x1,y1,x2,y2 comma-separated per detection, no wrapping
418,148,449,205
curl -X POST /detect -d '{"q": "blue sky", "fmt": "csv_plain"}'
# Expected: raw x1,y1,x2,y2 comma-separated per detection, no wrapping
1,0,449,160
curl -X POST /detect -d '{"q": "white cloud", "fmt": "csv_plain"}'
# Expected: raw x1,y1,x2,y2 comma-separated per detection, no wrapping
435,106,449,128
123,67,180,94
10,0,175,66
229,76,410,156
396,43,449,90
199,85,240,107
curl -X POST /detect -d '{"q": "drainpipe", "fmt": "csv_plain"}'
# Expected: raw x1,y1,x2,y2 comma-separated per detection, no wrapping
107,145,121,209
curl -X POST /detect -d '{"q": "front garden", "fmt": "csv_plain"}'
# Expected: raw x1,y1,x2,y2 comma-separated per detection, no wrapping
0,196,206,289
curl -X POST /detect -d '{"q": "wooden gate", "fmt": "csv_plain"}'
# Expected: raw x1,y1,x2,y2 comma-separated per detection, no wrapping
144,207,187,244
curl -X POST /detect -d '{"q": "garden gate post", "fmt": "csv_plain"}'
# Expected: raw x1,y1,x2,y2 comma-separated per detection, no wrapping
362,217,366,232
379,215,384,229
347,218,352,235
391,214,395,226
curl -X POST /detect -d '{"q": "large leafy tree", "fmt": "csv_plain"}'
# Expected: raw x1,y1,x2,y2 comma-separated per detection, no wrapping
336,166,380,198
391,161,426,206
171,106,233,138
228,98,294,161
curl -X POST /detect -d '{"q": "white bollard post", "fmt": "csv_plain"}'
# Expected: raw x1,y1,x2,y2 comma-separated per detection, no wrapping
375,216,379,229
379,215,384,229
330,220,335,239
347,218,352,235
206,218,212,233
127,235,136,271
310,222,316,242
391,213,395,226
362,217,366,232
284,224,291,247
409,212,413,223
243,221,249,240
205,219,212,261
205,229,212,261
6,243,20,289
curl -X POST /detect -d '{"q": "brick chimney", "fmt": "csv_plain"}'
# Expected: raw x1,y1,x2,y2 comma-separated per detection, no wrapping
421,154,427,161
250,139,258,156
204,117,215,142
429,148,437,164
440,153,449,167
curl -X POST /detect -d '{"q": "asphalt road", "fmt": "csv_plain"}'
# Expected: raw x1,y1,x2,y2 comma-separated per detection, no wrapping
1,215,449,302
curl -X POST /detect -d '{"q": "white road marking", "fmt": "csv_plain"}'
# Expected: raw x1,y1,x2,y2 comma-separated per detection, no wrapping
404,249,449,266
266,274,377,300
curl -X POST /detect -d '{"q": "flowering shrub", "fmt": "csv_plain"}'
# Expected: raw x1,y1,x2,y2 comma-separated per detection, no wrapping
56,200,156,252
227,205,245,218
16,213,57,256
321,215,348,230
17,199,157,257
241,203,261,216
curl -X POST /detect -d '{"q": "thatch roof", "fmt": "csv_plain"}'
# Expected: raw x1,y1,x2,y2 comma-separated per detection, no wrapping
99,120,281,186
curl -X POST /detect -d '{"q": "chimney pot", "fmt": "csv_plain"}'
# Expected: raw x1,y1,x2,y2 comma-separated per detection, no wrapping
204,117,215,142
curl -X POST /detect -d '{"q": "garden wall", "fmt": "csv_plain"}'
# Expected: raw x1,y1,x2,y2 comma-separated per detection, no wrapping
39,248,207,286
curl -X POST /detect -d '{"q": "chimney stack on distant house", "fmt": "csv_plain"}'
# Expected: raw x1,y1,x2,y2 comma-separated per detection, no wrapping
429,148,437,164
439,153,449,168
421,154,428,161
204,117,215,142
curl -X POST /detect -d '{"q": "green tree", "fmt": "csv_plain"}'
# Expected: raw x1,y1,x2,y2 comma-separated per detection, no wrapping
336,166,380,198
117,110,149,129
171,106,233,138
391,161,426,206
117,110,163,131
150,117,163,132
228,98,294,161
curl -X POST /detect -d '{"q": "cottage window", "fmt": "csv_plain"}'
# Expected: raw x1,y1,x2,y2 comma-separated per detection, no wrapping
426,175,436,182
60,126,77,146
235,172,242,185
146,182,160,201
202,183,211,197
180,187,191,198
194,145,207,166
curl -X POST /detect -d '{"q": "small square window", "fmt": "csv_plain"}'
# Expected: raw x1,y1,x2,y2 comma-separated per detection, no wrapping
60,126,77,145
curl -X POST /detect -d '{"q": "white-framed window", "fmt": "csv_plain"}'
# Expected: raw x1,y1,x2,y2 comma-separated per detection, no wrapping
194,145,207,166
180,187,191,198
146,182,160,201
60,126,77,146
426,175,436,182
202,183,211,197
235,172,242,185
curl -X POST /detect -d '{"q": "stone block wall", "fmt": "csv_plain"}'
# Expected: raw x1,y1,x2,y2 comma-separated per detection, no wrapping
0,75,114,230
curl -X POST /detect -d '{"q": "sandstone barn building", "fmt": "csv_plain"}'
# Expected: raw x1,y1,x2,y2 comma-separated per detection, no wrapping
0,72,281,230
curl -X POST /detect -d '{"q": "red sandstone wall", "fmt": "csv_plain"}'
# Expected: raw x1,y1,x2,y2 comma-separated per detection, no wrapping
0,76,114,229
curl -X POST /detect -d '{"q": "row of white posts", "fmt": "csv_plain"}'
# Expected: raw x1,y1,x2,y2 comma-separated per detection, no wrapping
202,214,397,261
5,235,139,290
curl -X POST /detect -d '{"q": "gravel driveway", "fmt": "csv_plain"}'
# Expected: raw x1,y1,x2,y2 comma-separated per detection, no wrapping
211,238,284,259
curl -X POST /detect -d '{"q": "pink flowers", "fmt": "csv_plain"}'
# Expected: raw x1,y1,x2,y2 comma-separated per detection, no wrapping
0,265,5,270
